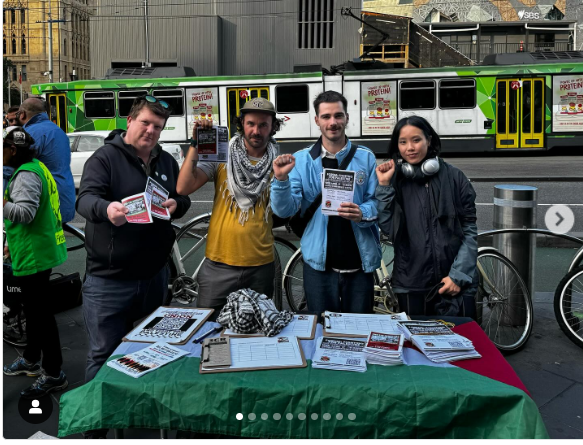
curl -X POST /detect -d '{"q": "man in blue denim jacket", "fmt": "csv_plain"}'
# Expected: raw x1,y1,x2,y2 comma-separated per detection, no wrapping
271,91,381,314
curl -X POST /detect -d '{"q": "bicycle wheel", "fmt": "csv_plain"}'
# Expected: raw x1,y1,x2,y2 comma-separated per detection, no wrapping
273,237,298,311
554,266,583,349
171,213,212,304
475,248,533,353
283,249,307,312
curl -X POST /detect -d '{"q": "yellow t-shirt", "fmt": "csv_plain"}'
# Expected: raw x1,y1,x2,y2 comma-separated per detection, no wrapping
201,162,274,266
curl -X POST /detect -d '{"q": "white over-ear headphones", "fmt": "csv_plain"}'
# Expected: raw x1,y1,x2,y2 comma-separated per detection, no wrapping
399,157,440,179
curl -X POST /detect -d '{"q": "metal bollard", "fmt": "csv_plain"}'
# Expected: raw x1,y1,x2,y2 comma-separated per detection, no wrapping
493,185,537,326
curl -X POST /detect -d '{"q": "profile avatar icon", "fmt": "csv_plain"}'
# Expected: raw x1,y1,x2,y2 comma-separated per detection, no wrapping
29,400,42,414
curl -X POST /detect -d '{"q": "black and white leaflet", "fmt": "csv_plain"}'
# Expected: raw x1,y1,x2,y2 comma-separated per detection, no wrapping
321,168,356,216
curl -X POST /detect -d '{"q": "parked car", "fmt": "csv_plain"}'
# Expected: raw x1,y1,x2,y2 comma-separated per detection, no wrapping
67,131,184,188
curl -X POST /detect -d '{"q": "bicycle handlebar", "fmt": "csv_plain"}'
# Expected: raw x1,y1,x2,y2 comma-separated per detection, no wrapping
478,228,583,246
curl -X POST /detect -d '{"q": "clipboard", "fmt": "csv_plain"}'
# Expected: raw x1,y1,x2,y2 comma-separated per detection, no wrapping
199,336,307,374
322,312,410,338
123,306,214,345
221,314,318,340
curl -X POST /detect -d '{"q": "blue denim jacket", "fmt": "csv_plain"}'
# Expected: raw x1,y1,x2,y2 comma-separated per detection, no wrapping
271,139,381,273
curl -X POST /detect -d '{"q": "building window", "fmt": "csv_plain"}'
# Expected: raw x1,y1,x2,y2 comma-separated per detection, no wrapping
3,39,6,55
84,92,116,118
21,9,25,24
298,0,334,49
21,34,26,54
118,90,149,117
399,80,436,110
152,89,185,116
439,79,475,109
63,39,67,56
21,65,27,82
12,67,17,81
11,10,15,23
11,38,16,54
276,85,309,113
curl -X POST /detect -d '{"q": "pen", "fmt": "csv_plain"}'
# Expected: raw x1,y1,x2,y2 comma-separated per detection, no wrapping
192,326,222,344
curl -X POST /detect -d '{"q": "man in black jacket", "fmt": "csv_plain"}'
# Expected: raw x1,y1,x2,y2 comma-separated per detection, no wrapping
76,96,190,386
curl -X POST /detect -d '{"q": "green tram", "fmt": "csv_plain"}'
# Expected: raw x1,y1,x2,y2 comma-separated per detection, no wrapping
32,55,583,154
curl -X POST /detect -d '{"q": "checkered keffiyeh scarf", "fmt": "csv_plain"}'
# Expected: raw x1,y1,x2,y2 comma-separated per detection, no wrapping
221,134,277,226
217,288,294,337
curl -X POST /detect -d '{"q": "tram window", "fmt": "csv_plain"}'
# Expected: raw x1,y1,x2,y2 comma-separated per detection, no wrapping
152,89,184,116
84,91,115,118
400,81,435,110
276,85,309,113
118,90,148,117
439,79,475,109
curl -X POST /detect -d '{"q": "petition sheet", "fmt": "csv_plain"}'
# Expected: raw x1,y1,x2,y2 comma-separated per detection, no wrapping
321,168,355,216
324,312,408,337
226,336,304,370
145,177,170,220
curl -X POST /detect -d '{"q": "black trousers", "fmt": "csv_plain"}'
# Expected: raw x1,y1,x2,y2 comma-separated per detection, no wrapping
14,269,63,377
396,285,478,320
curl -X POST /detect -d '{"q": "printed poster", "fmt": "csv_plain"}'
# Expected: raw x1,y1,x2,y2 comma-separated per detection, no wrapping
321,169,355,216
186,87,219,134
361,81,397,135
197,126,229,162
552,75,583,132
121,193,152,224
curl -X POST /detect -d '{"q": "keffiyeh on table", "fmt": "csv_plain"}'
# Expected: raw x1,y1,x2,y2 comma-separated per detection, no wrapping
217,288,294,336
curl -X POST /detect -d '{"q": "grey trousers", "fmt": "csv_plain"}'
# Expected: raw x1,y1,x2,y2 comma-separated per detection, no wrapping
196,258,275,321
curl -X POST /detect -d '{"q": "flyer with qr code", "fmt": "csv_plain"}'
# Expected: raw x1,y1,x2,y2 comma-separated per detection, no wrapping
321,169,356,216
197,126,229,163
121,193,153,224
107,342,189,378
145,177,171,220
312,337,367,372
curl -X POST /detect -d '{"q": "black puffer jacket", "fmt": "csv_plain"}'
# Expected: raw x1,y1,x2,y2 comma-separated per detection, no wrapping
76,131,190,280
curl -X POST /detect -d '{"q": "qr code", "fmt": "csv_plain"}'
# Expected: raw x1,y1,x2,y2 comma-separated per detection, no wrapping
448,341,464,348
346,359,361,365
153,318,187,331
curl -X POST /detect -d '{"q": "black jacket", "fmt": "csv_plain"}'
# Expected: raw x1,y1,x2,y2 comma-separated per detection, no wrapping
376,160,478,293
76,131,190,280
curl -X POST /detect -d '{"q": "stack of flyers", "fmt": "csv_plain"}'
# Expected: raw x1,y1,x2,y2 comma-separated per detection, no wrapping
145,177,171,220
107,342,189,378
397,321,481,363
121,177,171,224
121,193,152,224
312,337,367,373
363,331,404,366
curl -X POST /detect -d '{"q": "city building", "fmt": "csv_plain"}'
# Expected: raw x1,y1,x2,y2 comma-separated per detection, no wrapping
364,0,581,64
3,0,92,107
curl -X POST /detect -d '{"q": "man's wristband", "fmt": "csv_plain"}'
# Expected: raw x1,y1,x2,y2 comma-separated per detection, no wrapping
189,138,197,147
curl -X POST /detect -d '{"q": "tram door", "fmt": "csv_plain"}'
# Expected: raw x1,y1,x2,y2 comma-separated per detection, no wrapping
496,79,544,149
47,93,68,132
226,87,269,137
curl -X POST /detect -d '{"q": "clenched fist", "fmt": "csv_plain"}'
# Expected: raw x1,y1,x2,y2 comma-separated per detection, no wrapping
376,160,396,186
273,154,296,181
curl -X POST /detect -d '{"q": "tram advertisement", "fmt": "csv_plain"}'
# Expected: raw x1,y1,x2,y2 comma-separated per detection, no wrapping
553,75,583,132
361,81,397,136
186,87,220,133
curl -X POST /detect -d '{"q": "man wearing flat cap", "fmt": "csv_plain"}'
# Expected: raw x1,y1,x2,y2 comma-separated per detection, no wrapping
177,97,283,318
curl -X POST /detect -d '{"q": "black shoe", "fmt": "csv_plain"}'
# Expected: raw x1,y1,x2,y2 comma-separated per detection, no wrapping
20,371,68,399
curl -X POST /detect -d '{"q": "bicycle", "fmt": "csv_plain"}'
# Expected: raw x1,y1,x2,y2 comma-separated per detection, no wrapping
282,232,398,314
476,228,583,352
168,212,298,310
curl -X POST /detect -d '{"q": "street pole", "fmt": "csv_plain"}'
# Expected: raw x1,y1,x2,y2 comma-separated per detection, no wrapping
20,68,23,103
48,0,54,82
143,0,150,67
7,66,11,108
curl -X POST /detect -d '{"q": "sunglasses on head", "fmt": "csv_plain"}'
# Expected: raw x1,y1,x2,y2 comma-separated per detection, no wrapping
136,95,169,110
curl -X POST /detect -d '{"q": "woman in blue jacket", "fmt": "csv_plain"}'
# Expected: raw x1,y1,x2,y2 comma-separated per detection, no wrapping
375,116,478,318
